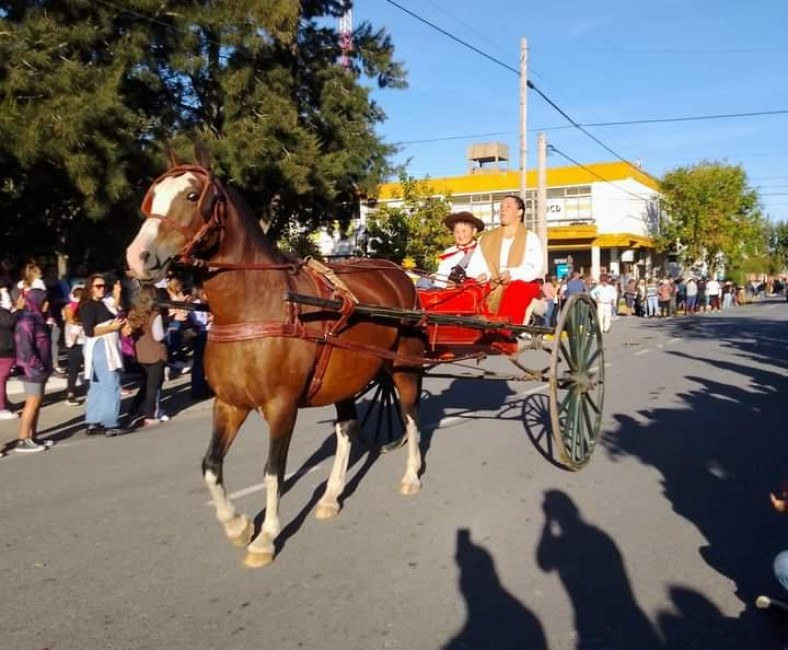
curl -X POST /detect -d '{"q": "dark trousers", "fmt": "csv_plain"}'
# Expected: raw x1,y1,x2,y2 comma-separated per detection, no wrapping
190,331,212,399
66,345,83,397
132,361,165,419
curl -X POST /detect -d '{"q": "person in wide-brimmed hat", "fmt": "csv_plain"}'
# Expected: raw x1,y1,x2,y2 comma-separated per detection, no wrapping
432,211,485,287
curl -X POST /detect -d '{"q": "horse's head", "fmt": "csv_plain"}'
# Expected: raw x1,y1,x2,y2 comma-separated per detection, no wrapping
126,143,224,281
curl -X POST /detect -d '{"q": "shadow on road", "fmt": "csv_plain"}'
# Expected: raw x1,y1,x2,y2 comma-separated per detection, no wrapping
443,528,547,650
537,489,661,649
603,305,788,645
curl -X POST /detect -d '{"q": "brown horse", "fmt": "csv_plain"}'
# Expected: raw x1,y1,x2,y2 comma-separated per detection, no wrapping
126,144,425,567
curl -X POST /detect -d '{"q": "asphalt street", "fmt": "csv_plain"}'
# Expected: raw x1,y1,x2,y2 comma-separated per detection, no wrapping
1,299,787,649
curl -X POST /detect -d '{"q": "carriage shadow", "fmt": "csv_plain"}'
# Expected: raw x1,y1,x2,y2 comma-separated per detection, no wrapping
418,378,570,473
602,307,788,645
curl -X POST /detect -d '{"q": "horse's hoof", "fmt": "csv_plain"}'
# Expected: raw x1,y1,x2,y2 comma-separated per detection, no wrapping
400,480,421,496
226,515,254,548
243,550,274,568
315,502,340,520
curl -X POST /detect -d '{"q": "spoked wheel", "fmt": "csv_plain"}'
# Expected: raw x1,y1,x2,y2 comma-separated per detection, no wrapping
356,371,408,453
548,294,605,470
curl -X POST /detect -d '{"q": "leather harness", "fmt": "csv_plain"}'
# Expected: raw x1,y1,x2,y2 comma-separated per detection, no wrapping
141,165,430,401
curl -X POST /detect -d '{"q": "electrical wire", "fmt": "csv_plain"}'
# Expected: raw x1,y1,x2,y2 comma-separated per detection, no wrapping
384,0,645,176
547,145,656,203
394,109,788,145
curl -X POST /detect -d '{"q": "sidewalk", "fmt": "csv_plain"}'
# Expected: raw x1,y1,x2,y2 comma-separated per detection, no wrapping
0,372,211,451
6,374,69,396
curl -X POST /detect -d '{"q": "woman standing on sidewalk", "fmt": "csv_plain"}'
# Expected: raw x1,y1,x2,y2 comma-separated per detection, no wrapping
79,274,130,437
0,277,19,420
126,285,167,427
13,286,53,452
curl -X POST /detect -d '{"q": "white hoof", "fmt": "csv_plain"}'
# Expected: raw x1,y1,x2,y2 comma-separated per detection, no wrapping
243,550,274,568
225,515,254,548
315,502,340,520
400,478,421,496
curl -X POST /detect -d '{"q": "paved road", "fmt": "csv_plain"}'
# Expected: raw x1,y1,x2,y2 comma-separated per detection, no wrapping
2,300,787,649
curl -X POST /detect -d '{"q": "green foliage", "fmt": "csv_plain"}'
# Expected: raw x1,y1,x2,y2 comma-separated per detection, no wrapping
0,0,406,268
365,174,454,271
657,161,765,273
769,221,788,273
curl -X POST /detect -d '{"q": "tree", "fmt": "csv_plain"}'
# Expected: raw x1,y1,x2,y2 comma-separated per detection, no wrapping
0,0,406,268
657,161,763,274
365,173,454,270
769,221,788,273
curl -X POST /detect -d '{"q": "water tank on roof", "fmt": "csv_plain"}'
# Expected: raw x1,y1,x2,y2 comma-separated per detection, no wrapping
467,142,510,174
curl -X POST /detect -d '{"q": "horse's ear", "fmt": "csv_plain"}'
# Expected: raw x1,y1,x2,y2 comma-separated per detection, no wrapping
194,140,211,171
164,144,182,169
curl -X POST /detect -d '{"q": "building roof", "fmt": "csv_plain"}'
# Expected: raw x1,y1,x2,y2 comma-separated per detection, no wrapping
376,161,659,199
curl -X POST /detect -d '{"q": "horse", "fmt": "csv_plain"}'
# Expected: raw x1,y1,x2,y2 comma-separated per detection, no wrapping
126,143,425,567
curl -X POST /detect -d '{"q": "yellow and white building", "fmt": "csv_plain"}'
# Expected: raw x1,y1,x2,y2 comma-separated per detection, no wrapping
363,156,662,280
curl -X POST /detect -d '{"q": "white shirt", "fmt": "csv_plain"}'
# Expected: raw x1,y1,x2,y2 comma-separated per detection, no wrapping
434,244,478,287
706,280,721,296
591,284,618,305
465,230,544,283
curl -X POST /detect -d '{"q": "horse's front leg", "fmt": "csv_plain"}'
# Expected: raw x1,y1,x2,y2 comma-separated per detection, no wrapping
243,402,298,568
315,399,358,520
202,399,253,546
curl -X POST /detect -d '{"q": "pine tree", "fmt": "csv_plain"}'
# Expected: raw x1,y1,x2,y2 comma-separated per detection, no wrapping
0,0,406,266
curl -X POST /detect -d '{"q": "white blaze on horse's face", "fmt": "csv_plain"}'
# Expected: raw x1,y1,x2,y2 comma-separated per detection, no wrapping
126,173,200,280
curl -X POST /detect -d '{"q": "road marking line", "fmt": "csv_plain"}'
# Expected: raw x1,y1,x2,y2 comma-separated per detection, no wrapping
668,337,680,345
656,343,664,349
634,349,651,356
206,465,323,505
203,359,620,506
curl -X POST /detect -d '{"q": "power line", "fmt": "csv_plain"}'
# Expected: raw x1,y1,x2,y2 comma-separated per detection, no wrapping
394,109,788,145
383,0,649,178
383,0,519,74
547,145,656,203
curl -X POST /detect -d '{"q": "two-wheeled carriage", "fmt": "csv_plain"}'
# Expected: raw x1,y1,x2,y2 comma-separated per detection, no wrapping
128,146,605,567
284,280,605,470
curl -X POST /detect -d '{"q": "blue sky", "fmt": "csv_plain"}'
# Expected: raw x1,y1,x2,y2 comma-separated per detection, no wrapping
355,0,788,220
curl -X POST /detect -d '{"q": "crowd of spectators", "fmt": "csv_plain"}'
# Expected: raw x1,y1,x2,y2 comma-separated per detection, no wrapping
535,270,786,333
0,259,212,453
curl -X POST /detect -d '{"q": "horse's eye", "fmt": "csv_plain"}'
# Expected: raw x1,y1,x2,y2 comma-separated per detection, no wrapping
186,192,199,202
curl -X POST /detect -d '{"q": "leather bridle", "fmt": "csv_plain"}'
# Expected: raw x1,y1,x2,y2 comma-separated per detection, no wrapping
140,164,227,266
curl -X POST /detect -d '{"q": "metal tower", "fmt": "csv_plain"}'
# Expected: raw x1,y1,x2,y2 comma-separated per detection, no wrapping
339,1,353,70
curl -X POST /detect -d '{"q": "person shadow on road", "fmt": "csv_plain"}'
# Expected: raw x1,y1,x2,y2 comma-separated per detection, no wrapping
443,528,547,650
537,490,662,650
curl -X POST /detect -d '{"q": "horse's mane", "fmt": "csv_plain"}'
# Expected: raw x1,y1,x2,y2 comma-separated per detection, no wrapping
224,184,292,264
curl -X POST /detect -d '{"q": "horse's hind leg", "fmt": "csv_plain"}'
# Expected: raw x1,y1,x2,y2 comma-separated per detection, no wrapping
243,401,298,568
392,366,423,496
202,399,253,547
315,399,358,520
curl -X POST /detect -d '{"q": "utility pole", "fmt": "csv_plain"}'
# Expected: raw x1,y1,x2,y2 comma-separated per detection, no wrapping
537,132,548,276
519,37,529,229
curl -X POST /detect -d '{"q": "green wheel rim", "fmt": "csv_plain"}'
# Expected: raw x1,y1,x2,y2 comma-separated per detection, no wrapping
548,294,605,470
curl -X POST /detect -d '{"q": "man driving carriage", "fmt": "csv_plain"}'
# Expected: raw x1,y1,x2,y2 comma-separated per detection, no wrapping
465,194,545,325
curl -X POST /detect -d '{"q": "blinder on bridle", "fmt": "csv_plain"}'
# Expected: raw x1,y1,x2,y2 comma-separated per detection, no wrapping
140,164,226,265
